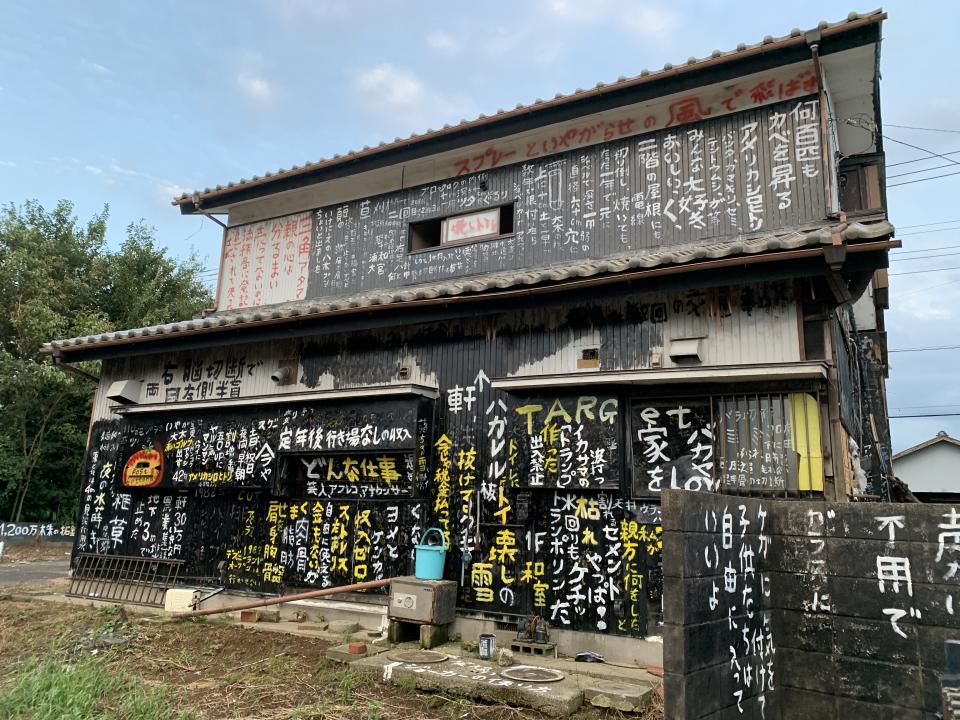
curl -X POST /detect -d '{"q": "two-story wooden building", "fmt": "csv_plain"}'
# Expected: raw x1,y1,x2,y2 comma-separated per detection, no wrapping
47,11,894,651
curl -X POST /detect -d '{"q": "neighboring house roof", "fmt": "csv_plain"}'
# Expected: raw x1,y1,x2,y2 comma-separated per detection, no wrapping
45,219,893,356
893,431,960,461
171,10,884,214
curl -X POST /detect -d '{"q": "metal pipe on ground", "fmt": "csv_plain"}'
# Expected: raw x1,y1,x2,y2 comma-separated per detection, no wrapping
174,578,393,618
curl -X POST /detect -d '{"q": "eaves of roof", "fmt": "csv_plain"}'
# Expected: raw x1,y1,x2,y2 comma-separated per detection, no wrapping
892,433,960,461
45,220,894,357
172,10,885,214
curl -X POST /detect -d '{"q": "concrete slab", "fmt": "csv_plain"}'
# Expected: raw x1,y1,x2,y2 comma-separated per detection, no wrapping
583,679,654,711
327,620,359,634
352,652,584,717
429,638,660,687
325,641,388,663
452,615,663,668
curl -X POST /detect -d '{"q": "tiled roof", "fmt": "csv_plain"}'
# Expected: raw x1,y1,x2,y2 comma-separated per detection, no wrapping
892,431,960,461
46,220,893,353
172,10,884,210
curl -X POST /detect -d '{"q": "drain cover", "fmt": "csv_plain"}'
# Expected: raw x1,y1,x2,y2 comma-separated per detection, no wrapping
499,665,565,683
389,649,449,664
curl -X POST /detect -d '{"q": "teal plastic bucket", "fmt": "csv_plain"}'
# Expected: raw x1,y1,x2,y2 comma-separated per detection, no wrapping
414,528,447,580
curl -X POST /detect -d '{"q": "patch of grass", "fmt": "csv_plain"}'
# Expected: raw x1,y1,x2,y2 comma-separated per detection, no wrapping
335,667,355,703
290,698,338,720
96,604,124,618
90,606,133,642
220,671,243,685
394,673,418,693
200,640,223,657
0,656,190,720
366,699,383,720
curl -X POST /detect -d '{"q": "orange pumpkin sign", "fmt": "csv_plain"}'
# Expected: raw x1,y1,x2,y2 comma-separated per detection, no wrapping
122,447,164,488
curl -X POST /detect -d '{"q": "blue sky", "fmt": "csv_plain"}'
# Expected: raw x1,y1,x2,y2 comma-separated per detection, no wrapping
1,1,958,452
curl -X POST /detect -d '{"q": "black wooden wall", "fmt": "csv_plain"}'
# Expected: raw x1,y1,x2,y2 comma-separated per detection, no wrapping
309,98,826,294
77,281,808,638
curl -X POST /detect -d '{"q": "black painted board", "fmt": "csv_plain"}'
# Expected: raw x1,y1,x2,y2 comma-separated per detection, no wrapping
510,394,621,491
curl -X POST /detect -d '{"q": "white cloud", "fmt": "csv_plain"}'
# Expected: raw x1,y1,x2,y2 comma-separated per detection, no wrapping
356,64,426,112
84,165,104,176
426,31,461,56
237,72,272,102
110,164,148,178
156,182,188,203
538,0,678,41
273,0,349,23
623,4,677,40
0,160,15,168
353,64,474,131
539,0,589,20
80,57,112,75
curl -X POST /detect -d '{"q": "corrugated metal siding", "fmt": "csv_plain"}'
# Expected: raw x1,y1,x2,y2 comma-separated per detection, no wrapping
102,282,800,416
306,98,825,296
83,281,807,638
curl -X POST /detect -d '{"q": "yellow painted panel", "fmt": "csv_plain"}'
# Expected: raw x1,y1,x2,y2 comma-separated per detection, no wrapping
789,393,824,492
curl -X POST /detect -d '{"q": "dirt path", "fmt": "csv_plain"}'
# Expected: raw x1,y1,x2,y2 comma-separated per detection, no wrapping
0,560,70,586
0,598,662,720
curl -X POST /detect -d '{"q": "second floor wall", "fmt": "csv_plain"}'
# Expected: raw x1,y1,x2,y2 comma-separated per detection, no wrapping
218,97,827,309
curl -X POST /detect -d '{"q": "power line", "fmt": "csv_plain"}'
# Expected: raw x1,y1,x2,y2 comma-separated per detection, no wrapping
897,227,960,237
890,252,960,263
890,413,960,418
884,135,960,187
896,219,960,230
891,403,960,410
889,170,960,188
888,150,960,168
889,161,960,179
890,265,960,276
896,279,960,297
894,243,960,254
180,216,206,246
886,123,960,134
883,135,960,167
889,345,960,353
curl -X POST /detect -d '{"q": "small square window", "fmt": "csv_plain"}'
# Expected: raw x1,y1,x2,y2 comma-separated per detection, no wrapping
409,203,514,252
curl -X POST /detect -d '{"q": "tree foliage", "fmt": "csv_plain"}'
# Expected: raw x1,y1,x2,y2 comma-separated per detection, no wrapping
0,200,212,521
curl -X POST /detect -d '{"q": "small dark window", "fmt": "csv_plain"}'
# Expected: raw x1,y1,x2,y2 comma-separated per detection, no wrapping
838,156,884,215
801,298,827,361
409,217,443,251
409,203,515,252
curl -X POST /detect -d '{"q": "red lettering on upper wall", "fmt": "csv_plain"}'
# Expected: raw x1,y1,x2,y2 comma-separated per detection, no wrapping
218,211,313,311
448,63,818,176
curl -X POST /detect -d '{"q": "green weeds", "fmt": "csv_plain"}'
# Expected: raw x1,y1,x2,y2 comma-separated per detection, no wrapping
0,657,192,720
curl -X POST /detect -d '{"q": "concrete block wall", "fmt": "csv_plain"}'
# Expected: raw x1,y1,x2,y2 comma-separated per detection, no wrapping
662,490,960,720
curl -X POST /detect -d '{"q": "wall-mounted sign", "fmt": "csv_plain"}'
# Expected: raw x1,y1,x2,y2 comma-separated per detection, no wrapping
442,207,501,245
218,211,313,311
122,447,164,488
